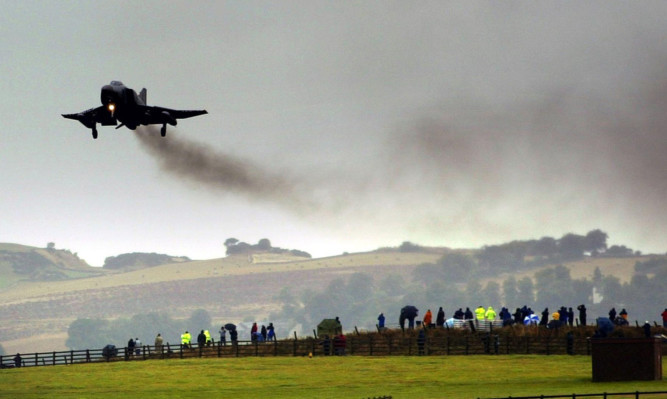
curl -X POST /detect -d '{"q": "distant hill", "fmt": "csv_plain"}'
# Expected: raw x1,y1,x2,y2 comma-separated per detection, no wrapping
103,252,191,271
0,243,102,289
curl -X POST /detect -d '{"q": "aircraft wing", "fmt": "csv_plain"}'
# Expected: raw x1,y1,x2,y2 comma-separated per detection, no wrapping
139,105,207,125
62,106,116,129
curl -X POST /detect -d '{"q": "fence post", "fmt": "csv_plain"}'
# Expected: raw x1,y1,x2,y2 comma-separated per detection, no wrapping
546,336,550,355
446,336,450,355
53,351,56,366
86,349,91,363
35,353,38,367
180,344,183,359
526,336,530,354
218,342,221,358
274,338,278,356
255,341,259,357
369,336,373,356
70,350,74,365
465,336,469,355
235,341,239,357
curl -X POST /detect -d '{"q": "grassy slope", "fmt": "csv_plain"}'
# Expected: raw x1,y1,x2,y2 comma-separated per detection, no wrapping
0,243,103,290
0,250,653,305
0,251,443,304
1,356,665,399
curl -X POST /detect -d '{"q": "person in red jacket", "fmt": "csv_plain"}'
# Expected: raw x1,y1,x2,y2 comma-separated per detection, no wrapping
423,309,433,328
250,322,258,342
661,309,667,328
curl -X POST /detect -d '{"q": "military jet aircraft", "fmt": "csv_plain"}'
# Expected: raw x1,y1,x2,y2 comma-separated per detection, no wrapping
62,81,207,139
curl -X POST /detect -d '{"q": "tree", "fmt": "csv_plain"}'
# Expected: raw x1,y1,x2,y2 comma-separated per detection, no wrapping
439,253,475,282
412,263,442,286
480,281,501,307
257,238,272,251
399,241,422,253
605,245,634,257
535,265,574,309
346,273,373,302
558,233,586,259
502,276,519,307
584,229,608,255
46,242,56,251
66,318,111,350
516,277,535,305
533,237,558,258
224,238,239,247
465,280,482,306
187,309,212,332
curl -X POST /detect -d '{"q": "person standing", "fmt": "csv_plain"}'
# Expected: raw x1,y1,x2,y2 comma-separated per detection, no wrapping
377,313,385,330
608,308,617,322
251,323,258,342
261,325,267,341
13,353,22,368
475,306,486,321
540,308,549,326
219,326,227,346
643,321,652,338
128,338,135,357
436,307,445,328
267,323,276,341
662,309,667,328
154,333,164,353
567,307,574,327
197,330,206,348
181,331,191,349
423,309,433,328
485,306,496,321
577,304,587,326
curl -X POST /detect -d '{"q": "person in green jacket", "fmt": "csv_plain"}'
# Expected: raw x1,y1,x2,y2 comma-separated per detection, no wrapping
485,306,496,320
475,306,486,320
181,330,191,349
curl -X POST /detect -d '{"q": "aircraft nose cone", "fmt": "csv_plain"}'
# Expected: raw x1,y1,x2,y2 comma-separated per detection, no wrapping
100,85,116,105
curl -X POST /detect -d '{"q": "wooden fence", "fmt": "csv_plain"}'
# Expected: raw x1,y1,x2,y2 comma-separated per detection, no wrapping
481,391,667,399
5,332,664,368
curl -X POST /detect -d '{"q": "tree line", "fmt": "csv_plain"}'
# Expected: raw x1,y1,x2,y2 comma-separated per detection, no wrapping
66,309,214,350
267,231,665,335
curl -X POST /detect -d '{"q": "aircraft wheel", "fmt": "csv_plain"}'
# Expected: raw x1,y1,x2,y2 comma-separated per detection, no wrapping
92,129,98,139
161,125,166,137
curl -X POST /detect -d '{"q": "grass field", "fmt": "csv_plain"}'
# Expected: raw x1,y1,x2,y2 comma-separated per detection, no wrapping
1,355,665,398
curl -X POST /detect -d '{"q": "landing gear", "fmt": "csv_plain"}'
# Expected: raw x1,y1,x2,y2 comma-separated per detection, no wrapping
92,127,98,139
161,124,166,137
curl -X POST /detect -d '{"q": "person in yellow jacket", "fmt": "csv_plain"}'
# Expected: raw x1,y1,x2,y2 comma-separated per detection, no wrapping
204,330,212,347
181,330,191,349
475,306,486,320
485,306,496,320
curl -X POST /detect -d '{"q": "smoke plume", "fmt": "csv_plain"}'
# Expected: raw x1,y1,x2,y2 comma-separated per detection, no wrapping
134,126,314,211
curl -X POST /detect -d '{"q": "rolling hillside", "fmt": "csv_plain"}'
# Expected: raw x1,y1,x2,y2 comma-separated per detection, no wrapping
0,241,658,354
0,243,103,289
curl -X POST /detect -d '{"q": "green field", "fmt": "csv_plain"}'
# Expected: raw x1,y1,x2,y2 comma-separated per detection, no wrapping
1,355,665,398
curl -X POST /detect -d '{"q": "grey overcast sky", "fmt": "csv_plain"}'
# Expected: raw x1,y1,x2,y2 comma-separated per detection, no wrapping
2,1,667,266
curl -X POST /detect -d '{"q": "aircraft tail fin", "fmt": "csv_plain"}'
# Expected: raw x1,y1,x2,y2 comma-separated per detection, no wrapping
139,88,147,104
